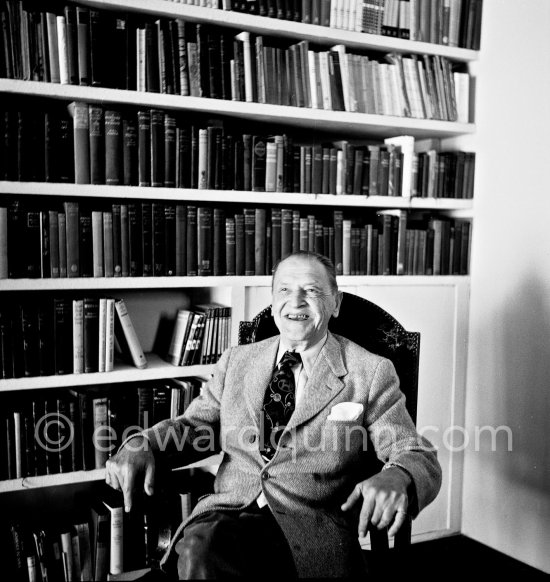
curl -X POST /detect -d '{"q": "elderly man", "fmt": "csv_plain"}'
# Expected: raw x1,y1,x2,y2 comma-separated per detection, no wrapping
106,250,441,578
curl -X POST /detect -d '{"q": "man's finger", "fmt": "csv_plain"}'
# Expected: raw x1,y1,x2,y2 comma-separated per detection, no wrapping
144,462,155,496
341,485,362,511
388,509,408,537
357,496,375,538
122,467,135,513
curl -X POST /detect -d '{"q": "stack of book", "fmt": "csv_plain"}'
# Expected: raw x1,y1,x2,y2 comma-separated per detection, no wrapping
161,0,483,50
1,3,470,120
5,475,210,582
0,296,146,379
0,377,205,479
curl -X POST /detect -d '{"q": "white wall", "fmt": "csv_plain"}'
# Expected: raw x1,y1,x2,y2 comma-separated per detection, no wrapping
463,0,550,573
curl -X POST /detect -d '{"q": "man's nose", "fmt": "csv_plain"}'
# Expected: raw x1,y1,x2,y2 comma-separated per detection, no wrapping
287,289,307,306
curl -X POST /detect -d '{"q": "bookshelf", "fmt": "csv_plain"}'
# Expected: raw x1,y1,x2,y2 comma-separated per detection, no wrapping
0,0,480,576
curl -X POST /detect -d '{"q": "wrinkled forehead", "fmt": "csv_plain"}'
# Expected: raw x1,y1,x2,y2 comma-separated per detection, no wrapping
273,257,332,288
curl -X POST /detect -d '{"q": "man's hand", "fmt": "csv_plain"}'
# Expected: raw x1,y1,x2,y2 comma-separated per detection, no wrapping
105,436,156,513
341,467,411,537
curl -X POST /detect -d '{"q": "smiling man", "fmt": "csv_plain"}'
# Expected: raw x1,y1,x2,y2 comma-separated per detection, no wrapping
106,251,441,579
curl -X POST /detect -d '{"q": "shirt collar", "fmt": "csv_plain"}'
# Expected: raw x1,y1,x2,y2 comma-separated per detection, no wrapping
276,333,328,378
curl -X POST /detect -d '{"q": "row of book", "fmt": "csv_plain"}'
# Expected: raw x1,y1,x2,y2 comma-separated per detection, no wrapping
0,3,470,121
0,103,475,195
1,378,205,478
0,200,471,282
5,475,211,581
162,0,483,50
0,296,147,379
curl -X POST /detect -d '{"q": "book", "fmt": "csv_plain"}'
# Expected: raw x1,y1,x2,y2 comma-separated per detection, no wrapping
166,309,195,366
114,298,147,369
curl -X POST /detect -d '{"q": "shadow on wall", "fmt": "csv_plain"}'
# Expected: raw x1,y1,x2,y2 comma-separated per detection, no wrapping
497,275,550,500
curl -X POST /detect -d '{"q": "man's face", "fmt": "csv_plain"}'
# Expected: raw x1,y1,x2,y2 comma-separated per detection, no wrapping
271,256,342,350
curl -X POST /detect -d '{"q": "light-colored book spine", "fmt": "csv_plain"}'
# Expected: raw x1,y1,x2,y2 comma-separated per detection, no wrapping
115,299,147,369
104,502,124,576
98,297,107,373
46,13,61,83
235,31,253,103
105,298,115,372
60,531,74,582
57,15,69,84
73,299,84,374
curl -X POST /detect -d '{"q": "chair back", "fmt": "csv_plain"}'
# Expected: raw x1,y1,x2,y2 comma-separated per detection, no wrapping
238,291,421,552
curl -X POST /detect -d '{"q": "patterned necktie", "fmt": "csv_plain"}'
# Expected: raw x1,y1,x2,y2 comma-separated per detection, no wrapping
261,350,302,460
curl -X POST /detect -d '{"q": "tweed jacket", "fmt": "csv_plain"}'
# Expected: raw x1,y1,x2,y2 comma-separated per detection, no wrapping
143,332,441,578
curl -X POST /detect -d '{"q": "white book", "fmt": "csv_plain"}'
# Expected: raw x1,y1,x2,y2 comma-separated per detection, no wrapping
235,31,253,103
98,297,107,373
14,411,22,478
265,141,277,192
198,128,208,189
318,51,332,110
342,219,352,276
167,309,194,365
114,298,147,369
70,530,82,582
74,522,93,581
384,135,416,198
105,297,115,372
308,51,319,109
136,27,146,92
454,71,470,123
275,135,284,193
336,149,345,195
103,500,124,576
46,13,60,83
60,531,74,582
73,299,84,374
56,16,69,84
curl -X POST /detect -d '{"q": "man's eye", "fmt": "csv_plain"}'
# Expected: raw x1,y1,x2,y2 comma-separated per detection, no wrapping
305,289,319,296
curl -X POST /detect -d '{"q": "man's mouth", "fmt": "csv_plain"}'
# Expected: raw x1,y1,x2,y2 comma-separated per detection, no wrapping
286,314,309,321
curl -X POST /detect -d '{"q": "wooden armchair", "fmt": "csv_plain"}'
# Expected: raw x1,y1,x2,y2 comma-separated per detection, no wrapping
238,291,421,555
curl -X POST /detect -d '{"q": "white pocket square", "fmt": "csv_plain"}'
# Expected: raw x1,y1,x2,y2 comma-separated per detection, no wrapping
327,402,364,421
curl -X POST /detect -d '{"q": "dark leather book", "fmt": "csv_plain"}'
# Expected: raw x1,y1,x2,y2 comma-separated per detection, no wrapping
88,104,105,184
158,18,174,94
234,213,244,276
122,115,138,185
19,304,39,377
150,109,165,187
63,201,80,278
164,204,176,276
145,21,160,92
186,205,198,276
243,208,255,276
23,210,41,279
254,208,266,275
328,50,345,111
164,112,176,187
31,398,48,475
176,19,190,96
207,27,222,99
64,5,79,84
225,217,235,276
0,308,14,379
176,123,192,188
175,204,187,276
190,125,198,189
213,208,225,276
105,109,122,185
280,208,292,259
302,0,312,23
242,134,252,190
111,205,122,277
197,207,213,276
251,135,266,192
168,19,180,95
219,32,232,100
79,208,93,277
83,297,99,373
56,395,73,472
53,297,73,375
292,209,300,253
196,23,210,98
333,209,343,275
270,208,281,267
152,202,166,277
89,9,106,86
37,301,54,376
128,203,143,276
137,110,151,186
141,202,153,276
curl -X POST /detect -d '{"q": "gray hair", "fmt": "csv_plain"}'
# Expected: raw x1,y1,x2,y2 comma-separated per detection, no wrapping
271,251,339,293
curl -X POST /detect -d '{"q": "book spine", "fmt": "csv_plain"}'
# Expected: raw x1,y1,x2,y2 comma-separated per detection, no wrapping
115,299,147,369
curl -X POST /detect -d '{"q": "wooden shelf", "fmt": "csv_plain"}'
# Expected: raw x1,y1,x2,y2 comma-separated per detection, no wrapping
0,454,223,493
0,80,475,139
77,0,479,62
0,181,474,212
0,274,470,293
0,354,215,392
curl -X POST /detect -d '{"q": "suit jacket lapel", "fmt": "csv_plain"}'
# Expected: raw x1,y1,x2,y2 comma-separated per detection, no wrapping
287,333,347,431
243,336,279,429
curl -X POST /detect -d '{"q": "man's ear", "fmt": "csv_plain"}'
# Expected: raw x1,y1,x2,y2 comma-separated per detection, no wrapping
332,291,343,318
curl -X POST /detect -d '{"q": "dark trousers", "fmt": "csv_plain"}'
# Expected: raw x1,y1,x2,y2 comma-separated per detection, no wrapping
174,504,298,579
